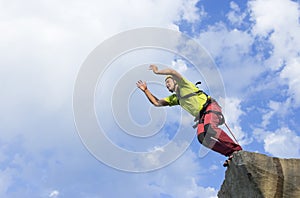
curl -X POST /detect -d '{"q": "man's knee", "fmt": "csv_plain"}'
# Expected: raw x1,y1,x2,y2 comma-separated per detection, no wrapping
205,124,217,136
197,123,218,144
197,132,206,144
197,131,211,147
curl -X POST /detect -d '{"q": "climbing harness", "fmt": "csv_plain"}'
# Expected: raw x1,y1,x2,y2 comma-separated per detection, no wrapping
192,81,240,145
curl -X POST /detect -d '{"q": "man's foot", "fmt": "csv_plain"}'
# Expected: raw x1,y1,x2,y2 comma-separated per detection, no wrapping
223,155,233,167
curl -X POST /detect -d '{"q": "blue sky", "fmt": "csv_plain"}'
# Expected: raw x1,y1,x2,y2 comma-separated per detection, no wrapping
1,0,300,197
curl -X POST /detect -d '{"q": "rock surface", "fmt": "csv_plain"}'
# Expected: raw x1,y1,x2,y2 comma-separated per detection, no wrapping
218,151,300,198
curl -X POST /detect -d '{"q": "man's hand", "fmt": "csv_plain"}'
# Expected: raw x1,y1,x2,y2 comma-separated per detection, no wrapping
136,80,148,92
149,64,159,74
148,65,182,82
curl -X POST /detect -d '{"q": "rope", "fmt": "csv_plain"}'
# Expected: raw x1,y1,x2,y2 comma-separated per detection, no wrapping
224,122,240,145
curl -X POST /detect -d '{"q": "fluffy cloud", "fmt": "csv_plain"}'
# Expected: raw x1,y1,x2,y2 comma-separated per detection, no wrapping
0,168,14,197
248,0,299,37
197,22,265,96
249,0,300,106
49,190,59,198
253,99,300,158
156,152,218,198
227,1,247,26
0,0,208,197
0,0,202,138
197,0,299,102
245,0,300,157
264,127,300,158
97,149,218,198
196,0,299,159
219,97,252,146
280,57,300,106
2,0,299,197
0,0,202,142
171,59,188,73
180,0,205,23
261,100,281,128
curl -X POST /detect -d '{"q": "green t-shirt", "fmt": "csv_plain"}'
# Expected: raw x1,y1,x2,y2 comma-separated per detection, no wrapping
164,77,208,117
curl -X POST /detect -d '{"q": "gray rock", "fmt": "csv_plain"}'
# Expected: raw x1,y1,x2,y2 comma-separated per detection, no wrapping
218,151,300,198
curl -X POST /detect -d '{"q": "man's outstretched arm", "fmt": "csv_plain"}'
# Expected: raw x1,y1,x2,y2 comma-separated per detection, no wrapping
149,64,183,81
136,80,169,107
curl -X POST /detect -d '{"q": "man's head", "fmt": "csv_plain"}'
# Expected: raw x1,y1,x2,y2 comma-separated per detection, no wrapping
165,75,177,92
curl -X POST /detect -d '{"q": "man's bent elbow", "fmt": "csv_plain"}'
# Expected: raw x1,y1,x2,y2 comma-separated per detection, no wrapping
152,100,162,107
156,99,168,107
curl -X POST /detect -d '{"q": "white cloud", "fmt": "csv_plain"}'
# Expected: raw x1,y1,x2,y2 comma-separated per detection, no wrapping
0,0,201,143
2,0,299,197
194,0,299,161
143,149,218,198
0,168,14,197
249,0,300,106
252,98,299,157
180,0,204,23
198,23,253,59
197,23,265,96
254,123,300,158
72,148,218,198
280,57,300,106
209,164,219,171
171,59,188,73
49,190,59,198
253,127,265,143
219,97,252,146
197,0,299,102
261,100,281,128
0,0,201,126
227,1,247,26
264,127,300,158
161,149,218,198
248,0,299,37
0,1,214,197
245,0,300,157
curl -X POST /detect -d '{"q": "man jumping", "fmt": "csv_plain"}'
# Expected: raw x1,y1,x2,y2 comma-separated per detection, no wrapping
136,64,242,166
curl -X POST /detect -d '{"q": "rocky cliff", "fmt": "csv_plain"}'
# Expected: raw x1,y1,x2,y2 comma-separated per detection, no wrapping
218,151,300,198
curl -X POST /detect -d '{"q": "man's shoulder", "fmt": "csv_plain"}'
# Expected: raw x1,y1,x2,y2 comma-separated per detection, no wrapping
164,94,179,106
165,93,178,99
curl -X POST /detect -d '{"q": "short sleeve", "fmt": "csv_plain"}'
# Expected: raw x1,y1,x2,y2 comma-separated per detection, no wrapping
164,94,179,106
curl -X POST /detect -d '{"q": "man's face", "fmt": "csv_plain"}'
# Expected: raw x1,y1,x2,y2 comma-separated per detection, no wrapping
165,78,176,92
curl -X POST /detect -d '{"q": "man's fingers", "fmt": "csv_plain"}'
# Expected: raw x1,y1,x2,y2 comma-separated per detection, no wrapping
149,65,155,70
136,80,145,87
